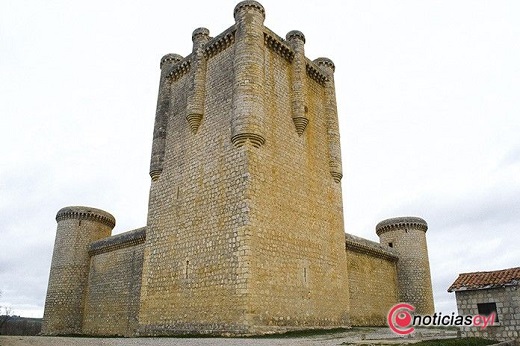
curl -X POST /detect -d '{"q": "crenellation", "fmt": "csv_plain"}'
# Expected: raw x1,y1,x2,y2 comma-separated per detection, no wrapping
345,233,398,262
160,53,184,69
167,59,191,81
264,31,294,62
233,0,265,20
305,60,328,86
203,26,236,59
55,206,116,229
376,216,428,236
88,227,146,256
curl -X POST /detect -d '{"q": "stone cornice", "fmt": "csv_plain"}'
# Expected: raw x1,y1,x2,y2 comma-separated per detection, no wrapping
56,206,115,229
264,29,294,62
345,233,398,262
167,59,191,82
305,60,328,86
376,216,428,236
88,227,146,256
203,26,236,59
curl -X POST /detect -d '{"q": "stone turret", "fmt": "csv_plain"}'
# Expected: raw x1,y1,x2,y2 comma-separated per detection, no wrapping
376,216,435,315
42,206,115,335
149,53,183,181
186,27,210,134
230,0,266,148
315,57,342,183
286,30,308,136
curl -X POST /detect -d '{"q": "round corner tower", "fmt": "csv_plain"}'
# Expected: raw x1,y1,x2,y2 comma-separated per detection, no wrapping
42,206,115,335
376,216,434,315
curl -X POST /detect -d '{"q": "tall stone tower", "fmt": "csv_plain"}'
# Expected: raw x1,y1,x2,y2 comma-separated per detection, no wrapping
376,216,435,315
41,206,116,335
138,0,349,335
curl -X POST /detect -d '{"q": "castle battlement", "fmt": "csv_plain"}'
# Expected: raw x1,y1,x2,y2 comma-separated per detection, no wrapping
88,227,146,256
376,216,428,236
55,206,116,229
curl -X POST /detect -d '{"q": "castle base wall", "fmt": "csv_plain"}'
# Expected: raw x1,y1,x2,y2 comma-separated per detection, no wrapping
346,234,399,326
82,228,145,336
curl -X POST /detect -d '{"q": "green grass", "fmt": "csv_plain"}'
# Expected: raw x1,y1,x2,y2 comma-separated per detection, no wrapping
341,338,497,346
413,338,496,346
250,327,351,338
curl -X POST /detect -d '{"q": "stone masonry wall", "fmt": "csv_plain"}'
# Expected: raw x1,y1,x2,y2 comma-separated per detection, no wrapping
244,37,350,331
456,286,520,341
82,228,145,336
138,37,253,335
346,234,399,326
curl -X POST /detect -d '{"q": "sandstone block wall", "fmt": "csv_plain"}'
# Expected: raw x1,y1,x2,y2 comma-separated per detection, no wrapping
346,234,398,326
456,286,520,341
83,228,146,336
138,32,253,335
245,40,349,331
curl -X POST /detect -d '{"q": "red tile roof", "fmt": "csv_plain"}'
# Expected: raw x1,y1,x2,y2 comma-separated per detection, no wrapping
448,267,520,292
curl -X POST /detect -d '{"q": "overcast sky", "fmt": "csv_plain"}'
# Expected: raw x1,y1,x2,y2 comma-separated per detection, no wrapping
1,0,519,319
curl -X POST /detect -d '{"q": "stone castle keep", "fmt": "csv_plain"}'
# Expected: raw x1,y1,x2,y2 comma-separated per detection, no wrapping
42,1,435,336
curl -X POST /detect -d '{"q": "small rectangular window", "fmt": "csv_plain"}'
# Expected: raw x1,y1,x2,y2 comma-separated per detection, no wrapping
477,302,499,322
388,242,393,248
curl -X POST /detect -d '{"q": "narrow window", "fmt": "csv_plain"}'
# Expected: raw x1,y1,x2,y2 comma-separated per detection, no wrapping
185,260,189,279
477,302,499,322
303,267,307,283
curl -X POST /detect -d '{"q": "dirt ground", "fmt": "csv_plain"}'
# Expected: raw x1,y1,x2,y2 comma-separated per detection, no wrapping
0,327,458,346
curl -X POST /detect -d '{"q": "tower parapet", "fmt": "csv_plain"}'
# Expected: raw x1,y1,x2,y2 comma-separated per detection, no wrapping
376,216,434,315
42,206,115,335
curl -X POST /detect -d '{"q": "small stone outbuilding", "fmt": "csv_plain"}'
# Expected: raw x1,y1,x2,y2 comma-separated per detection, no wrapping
448,267,520,341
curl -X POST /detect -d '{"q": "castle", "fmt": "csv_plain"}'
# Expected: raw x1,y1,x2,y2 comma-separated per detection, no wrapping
42,1,435,336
